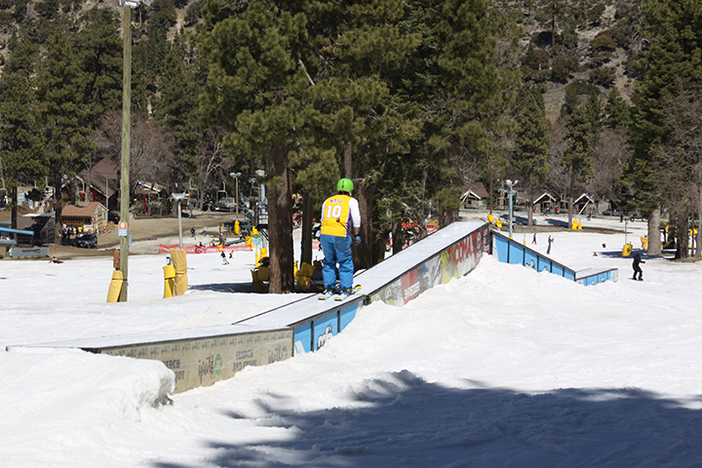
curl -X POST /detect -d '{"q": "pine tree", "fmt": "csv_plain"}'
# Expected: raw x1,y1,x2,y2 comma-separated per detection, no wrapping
195,0,311,293
301,0,423,268
421,0,517,227
35,29,96,232
513,87,550,226
72,7,123,122
624,0,702,255
563,102,594,226
0,33,46,232
604,87,630,130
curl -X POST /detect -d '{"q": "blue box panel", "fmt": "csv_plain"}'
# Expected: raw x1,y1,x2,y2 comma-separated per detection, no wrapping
508,243,524,265
524,250,538,270
313,312,338,351
538,257,552,273
564,269,575,281
339,301,362,332
552,264,564,276
494,236,509,263
294,322,312,355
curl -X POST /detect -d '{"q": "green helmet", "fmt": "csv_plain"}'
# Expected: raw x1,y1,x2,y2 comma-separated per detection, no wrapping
337,178,354,193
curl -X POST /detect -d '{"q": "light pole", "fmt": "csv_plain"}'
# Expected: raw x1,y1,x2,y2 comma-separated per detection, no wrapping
117,0,153,302
172,193,187,249
501,179,518,238
230,172,242,226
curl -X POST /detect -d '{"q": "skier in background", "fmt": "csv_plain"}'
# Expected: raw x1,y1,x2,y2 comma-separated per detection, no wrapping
632,251,644,281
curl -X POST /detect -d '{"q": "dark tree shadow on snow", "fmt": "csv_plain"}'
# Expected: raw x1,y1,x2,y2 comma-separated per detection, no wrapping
151,371,702,468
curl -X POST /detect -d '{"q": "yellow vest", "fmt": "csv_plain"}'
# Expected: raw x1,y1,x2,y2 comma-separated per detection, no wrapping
321,194,351,237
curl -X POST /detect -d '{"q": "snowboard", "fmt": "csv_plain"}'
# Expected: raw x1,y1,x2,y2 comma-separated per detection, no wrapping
318,284,362,301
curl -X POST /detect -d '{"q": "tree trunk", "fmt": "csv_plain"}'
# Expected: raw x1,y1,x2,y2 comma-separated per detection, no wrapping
527,185,534,227
343,143,352,179
392,220,403,255
674,212,689,259
266,143,294,293
10,186,18,240
300,189,313,266
567,170,574,229
647,207,662,256
353,181,375,270
53,170,63,242
697,186,702,257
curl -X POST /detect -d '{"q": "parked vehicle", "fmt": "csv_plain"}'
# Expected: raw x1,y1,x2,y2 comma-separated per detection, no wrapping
74,233,98,249
108,212,119,224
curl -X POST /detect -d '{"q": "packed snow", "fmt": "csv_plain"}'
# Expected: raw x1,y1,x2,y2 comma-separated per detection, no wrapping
2,215,702,467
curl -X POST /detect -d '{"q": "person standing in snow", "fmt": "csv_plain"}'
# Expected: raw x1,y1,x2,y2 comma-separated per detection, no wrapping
632,251,644,281
319,178,361,298
547,235,553,254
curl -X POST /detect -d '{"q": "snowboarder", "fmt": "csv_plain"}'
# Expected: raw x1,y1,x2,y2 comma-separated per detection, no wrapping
532,233,537,244
547,235,553,254
221,251,229,265
190,227,195,237
632,251,644,281
319,178,361,299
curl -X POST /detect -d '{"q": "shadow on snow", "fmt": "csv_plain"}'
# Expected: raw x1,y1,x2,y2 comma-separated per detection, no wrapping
152,371,702,468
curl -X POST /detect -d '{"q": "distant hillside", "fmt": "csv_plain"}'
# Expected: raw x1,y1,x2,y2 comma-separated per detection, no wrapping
0,0,640,122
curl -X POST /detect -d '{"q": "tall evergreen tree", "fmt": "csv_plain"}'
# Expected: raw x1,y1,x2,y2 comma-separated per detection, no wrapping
195,0,310,293
604,86,631,130
302,0,422,268
35,29,96,232
0,33,46,232
423,0,517,227
624,0,702,255
72,7,123,122
563,101,594,226
513,87,550,226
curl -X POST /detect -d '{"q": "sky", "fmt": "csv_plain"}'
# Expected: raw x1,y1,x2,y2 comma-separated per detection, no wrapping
2,215,702,468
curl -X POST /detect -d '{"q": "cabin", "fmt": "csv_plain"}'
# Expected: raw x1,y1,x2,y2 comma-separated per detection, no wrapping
61,202,108,234
76,158,120,211
460,183,489,210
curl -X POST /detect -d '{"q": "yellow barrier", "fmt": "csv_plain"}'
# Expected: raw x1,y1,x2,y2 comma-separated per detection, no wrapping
107,270,123,303
622,243,632,257
170,249,188,296
163,264,176,298
641,236,648,250
487,214,494,224
234,221,240,235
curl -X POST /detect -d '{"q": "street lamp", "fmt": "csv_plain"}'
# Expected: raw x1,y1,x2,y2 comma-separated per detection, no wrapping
172,193,187,249
499,179,518,238
230,172,242,231
117,0,153,302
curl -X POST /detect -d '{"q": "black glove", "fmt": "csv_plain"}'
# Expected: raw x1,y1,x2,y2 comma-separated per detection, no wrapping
353,235,361,246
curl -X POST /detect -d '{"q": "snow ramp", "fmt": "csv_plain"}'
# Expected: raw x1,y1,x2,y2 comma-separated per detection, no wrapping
14,222,614,393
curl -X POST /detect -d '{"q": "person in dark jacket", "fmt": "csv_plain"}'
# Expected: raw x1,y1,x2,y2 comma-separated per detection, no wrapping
632,251,645,281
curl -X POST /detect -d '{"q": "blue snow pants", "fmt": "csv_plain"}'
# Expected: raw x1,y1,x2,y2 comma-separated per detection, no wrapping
320,234,354,290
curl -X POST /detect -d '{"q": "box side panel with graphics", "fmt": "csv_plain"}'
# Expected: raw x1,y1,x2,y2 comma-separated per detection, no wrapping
370,224,491,306
294,322,312,355
313,312,338,351
97,329,293,393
